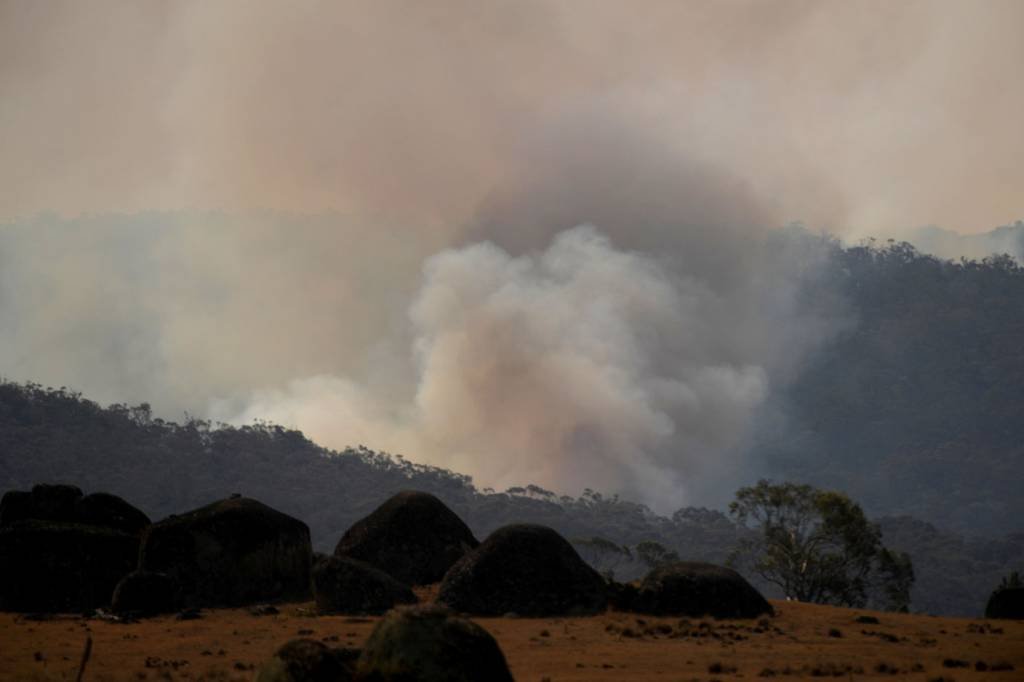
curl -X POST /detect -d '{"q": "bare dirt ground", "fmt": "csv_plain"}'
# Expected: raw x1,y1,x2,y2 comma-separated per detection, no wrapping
1,596,1021,681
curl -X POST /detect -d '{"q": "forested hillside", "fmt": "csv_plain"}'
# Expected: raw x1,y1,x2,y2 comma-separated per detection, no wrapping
762,240,1024,535
0,382,744,560
1,379,1020,617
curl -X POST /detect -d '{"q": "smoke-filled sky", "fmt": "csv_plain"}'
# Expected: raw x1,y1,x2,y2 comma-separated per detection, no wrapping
2,1,1022,509
4,0,1023,230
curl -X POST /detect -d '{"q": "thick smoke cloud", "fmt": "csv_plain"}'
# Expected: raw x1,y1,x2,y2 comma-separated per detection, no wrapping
204,126,846,509
212,223,837,510
2,1,1022,231
1,1,1020,508
0,212,439,413
0,147,842,510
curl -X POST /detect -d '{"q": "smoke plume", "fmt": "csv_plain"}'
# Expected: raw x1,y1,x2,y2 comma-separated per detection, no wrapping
1,1,1021,508
3,1,1022,231
215,225,803,508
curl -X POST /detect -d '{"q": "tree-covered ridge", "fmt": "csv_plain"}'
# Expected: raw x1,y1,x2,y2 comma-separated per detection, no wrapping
764,239,1024,535
0,381,740,557
0,379,1020,617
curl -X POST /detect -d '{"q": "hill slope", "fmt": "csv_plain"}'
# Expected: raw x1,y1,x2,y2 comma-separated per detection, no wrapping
762,241,1024,534
1,381,1020,617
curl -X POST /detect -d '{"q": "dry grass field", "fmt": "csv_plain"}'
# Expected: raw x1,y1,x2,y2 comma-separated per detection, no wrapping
1,595,1021,681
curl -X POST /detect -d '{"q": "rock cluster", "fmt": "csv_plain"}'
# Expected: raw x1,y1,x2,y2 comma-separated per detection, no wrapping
2,485,318,613
1,484,150,533
0,484,149,613
0,519,139,612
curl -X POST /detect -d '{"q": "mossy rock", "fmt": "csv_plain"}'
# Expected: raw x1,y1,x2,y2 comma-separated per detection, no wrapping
985,587,1024,619
313,556,416,615
357,605,512,682
0,520,138,613
632,561,773,618
335,491,478,586
438,523,607,617
140,496,312,608
257,639,359,682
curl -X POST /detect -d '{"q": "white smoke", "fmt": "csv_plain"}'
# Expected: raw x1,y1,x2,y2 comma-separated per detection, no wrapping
213,224,835,510
0,117,846,511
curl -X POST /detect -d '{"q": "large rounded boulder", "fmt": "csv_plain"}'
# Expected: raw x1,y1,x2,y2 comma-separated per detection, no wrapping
111,570,178,616
0,520,138,612
313,556,416,615
29,484,83,522
76,492,150,535
1,484,84,526
140,496,312,608
0,490,34,526
985,587,1024,619
438,523,607,616
631,561,773,618
357,605,513,682
257,639,358,682
1,485,149,536
335,491,478,586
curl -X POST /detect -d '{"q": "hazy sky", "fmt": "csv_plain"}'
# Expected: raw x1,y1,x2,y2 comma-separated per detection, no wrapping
2,0,1022,233
1,1,1021,509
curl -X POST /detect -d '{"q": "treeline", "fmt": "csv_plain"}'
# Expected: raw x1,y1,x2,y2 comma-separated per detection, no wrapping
0,381,745,555
0,380,1019,616
878,515,1024,617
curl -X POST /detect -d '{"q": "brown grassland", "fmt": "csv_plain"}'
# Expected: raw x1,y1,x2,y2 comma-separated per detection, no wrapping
1,593,1021,681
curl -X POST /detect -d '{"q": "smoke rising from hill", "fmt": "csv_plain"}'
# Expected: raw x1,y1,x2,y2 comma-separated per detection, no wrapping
1,1,1022,507
0,163,842,511
214,225,809,509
